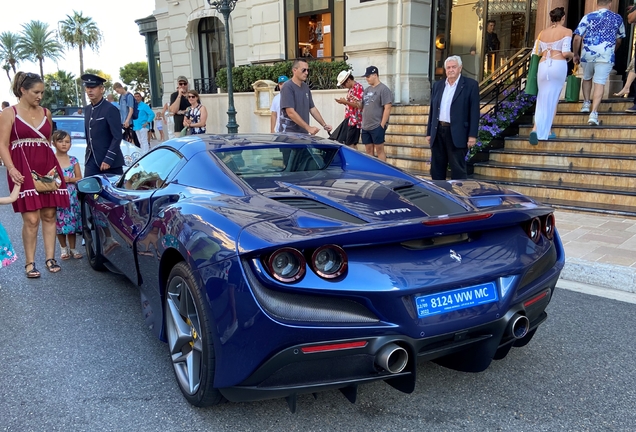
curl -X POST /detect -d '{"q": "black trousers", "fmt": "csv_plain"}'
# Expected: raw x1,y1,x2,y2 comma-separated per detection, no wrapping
85,156,124,177
430,125,468,180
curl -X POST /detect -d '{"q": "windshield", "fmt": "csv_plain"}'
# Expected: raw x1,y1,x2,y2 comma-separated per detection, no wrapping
214,146,341,176
53,118,86,140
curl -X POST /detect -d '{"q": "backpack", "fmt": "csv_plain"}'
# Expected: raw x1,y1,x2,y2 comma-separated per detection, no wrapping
130,94,139,120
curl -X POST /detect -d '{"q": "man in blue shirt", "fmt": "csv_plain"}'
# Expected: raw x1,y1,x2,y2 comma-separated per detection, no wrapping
113,82,141,147
573,0,625,125
133,92,156,154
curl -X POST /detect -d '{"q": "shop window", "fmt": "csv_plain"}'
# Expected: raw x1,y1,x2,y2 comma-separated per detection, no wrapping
297,14,332,59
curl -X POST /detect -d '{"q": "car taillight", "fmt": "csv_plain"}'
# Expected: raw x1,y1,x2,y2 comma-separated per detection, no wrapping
311,245,348,279
526,217,541,243
542,213,555,240
267,248,306,283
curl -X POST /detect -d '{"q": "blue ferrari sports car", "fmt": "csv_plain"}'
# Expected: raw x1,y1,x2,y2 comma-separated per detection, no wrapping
78,134,565,411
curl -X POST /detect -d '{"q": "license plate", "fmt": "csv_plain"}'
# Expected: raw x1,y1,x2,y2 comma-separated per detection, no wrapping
415,282,498,318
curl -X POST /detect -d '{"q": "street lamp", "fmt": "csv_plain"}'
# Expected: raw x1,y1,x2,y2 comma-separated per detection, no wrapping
207,0,239,133
51,81,60,110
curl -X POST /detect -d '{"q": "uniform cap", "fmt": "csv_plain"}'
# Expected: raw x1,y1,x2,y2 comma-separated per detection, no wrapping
81,73,106,88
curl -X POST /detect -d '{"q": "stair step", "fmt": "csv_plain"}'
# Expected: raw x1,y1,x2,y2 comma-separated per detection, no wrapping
488,150,636,171
472,161,636,188
504,136,636,155
387,157,431,172
390,114,429,125
384,145,432,159
518,124,636,139
386,124,427,134
556,100,634,113
385,133,428,145
392,105,429,115
470,174,636,212
551,112,636,126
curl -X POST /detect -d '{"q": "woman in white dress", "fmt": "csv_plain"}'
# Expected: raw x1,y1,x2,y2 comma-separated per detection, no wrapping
529,7,573,145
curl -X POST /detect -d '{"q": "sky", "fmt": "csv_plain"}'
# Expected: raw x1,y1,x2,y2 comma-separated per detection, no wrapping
0,0,156,105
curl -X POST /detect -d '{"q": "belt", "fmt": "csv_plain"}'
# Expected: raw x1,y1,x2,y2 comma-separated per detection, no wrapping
439,121,451,127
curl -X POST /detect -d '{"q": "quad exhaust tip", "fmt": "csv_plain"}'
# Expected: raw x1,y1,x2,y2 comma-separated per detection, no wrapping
510,314,530,340
375,343,408,374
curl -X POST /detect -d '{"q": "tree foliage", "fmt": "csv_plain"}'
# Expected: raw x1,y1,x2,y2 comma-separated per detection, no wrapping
119,61,149,95
84,68,113,93
17,20,63,78
0,31,24,82
59,11,103,105
42,70,79,109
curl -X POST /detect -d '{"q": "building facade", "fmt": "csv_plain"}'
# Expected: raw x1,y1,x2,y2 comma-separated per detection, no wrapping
142,0,629,108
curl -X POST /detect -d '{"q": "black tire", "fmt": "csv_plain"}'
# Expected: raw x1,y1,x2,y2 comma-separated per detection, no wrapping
164,262,225,407
82,197,106,271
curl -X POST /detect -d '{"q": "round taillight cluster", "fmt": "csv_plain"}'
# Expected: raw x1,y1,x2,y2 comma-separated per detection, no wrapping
543,213,555,240
526,217,541,243
312,245,348,279
267,248,306,283
265,245,348,282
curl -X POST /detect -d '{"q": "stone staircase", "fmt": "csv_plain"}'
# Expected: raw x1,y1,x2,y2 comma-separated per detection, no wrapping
385,105,430,173
471,99,636,217
385,100,636,217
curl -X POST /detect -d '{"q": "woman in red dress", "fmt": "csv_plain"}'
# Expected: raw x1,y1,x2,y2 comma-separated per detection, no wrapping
0,72,70,277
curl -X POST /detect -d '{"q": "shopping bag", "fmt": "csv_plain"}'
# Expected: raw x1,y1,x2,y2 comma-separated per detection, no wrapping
525,33,542,96
565,65,581,102
525,54,540,96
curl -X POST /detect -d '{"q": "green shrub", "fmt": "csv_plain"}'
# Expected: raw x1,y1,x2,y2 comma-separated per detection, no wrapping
215,60,351,92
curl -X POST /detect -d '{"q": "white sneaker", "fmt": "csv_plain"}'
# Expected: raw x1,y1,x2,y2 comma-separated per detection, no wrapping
580,101,591,113
588,112,599,126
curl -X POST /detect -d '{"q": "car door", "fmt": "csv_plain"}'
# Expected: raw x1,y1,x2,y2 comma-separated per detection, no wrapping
97,148,184,284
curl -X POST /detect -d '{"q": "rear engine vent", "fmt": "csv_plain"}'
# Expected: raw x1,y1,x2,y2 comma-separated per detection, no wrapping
401,233,470,250
395,185,467,216
274,198,367,224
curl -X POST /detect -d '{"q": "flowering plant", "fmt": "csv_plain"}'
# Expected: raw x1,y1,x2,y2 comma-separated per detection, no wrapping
467,90,536,161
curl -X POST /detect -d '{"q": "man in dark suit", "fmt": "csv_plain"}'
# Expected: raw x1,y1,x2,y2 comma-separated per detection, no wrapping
426,55,479,180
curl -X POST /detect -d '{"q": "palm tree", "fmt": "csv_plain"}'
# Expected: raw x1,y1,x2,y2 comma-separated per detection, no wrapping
0,31,24,78
59,11,103,105
2,63,11,83
17,20,63,79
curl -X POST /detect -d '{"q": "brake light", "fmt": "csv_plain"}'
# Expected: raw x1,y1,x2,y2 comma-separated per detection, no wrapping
542,213,555,240
301,340,368,353
525,217,541,243
422,213,493,226
311,245,348,279
266,248,306,283
524,290,549,307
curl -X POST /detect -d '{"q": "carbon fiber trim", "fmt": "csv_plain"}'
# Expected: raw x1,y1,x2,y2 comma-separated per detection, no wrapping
243,261,379,323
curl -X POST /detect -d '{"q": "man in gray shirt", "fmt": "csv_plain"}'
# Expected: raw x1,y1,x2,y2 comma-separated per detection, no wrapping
279,59,332,135
360,66,393,161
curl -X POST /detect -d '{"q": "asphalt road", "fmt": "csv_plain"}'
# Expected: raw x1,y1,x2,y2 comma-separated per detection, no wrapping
1,169,635,431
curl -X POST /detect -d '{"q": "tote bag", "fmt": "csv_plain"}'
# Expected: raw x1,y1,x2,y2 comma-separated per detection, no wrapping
525,32,542,96
565,65,582,102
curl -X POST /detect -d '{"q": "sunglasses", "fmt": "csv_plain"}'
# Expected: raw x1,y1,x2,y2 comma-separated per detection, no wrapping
21,72,41,87
187,95,197,99
178,82,188,86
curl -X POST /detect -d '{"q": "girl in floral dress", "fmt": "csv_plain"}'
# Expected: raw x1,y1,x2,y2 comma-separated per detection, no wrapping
0,184,21,268
53,130,83,260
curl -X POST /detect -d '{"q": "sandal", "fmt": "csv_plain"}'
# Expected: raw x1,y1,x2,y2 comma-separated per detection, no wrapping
70,248,83,259
25,262,41,278
60,246,70,260
45,258,61,273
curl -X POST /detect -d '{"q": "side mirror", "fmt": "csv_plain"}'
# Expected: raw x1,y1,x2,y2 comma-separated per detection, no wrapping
77,177,103,194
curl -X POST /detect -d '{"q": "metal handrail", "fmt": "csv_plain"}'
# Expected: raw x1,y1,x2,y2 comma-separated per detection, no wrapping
479,48,533,96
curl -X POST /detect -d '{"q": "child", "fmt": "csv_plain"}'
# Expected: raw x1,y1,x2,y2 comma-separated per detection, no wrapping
155,111,165,141
0,184,20,268
52,130,83,260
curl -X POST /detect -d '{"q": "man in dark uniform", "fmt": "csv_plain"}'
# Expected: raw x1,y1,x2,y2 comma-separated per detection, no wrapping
81,73,125,177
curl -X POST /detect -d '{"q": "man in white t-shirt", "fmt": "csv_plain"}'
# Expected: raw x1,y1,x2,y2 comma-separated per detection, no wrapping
270,75,289,133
